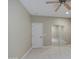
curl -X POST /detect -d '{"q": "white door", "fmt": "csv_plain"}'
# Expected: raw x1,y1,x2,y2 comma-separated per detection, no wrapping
32,23,43,48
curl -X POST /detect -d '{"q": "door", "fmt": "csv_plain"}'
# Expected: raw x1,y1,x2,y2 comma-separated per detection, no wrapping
32,23,43,48
51,25,64,45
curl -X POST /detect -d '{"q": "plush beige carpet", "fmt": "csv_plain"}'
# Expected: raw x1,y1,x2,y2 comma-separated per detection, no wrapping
23,45,71,59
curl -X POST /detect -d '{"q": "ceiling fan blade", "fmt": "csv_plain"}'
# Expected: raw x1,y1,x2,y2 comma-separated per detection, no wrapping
46,1,59,4
55,4,61,12
64,3,71,10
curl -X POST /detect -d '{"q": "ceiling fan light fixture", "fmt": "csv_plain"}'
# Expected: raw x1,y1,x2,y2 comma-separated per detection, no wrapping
65,11,69,14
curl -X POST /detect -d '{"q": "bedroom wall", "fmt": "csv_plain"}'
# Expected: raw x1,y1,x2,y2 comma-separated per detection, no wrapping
32,16,71,46
8,0,32,59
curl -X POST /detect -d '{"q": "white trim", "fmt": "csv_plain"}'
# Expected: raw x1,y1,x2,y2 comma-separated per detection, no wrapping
8,57,18,59
21,48,32,59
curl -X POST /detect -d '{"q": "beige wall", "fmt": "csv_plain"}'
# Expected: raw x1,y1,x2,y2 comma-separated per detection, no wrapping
8,0,32,58
32,16,71,46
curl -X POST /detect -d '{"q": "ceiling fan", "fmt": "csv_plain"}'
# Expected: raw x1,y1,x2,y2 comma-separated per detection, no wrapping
46,0,71,12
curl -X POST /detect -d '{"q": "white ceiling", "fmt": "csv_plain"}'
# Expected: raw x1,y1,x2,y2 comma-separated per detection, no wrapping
20,0,71,17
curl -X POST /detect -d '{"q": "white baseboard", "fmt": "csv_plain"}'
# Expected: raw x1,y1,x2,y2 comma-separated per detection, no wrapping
21,48,32,59
8,57,19,59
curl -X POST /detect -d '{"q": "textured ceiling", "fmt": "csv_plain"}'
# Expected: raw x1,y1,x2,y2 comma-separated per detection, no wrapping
20,0,71,17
